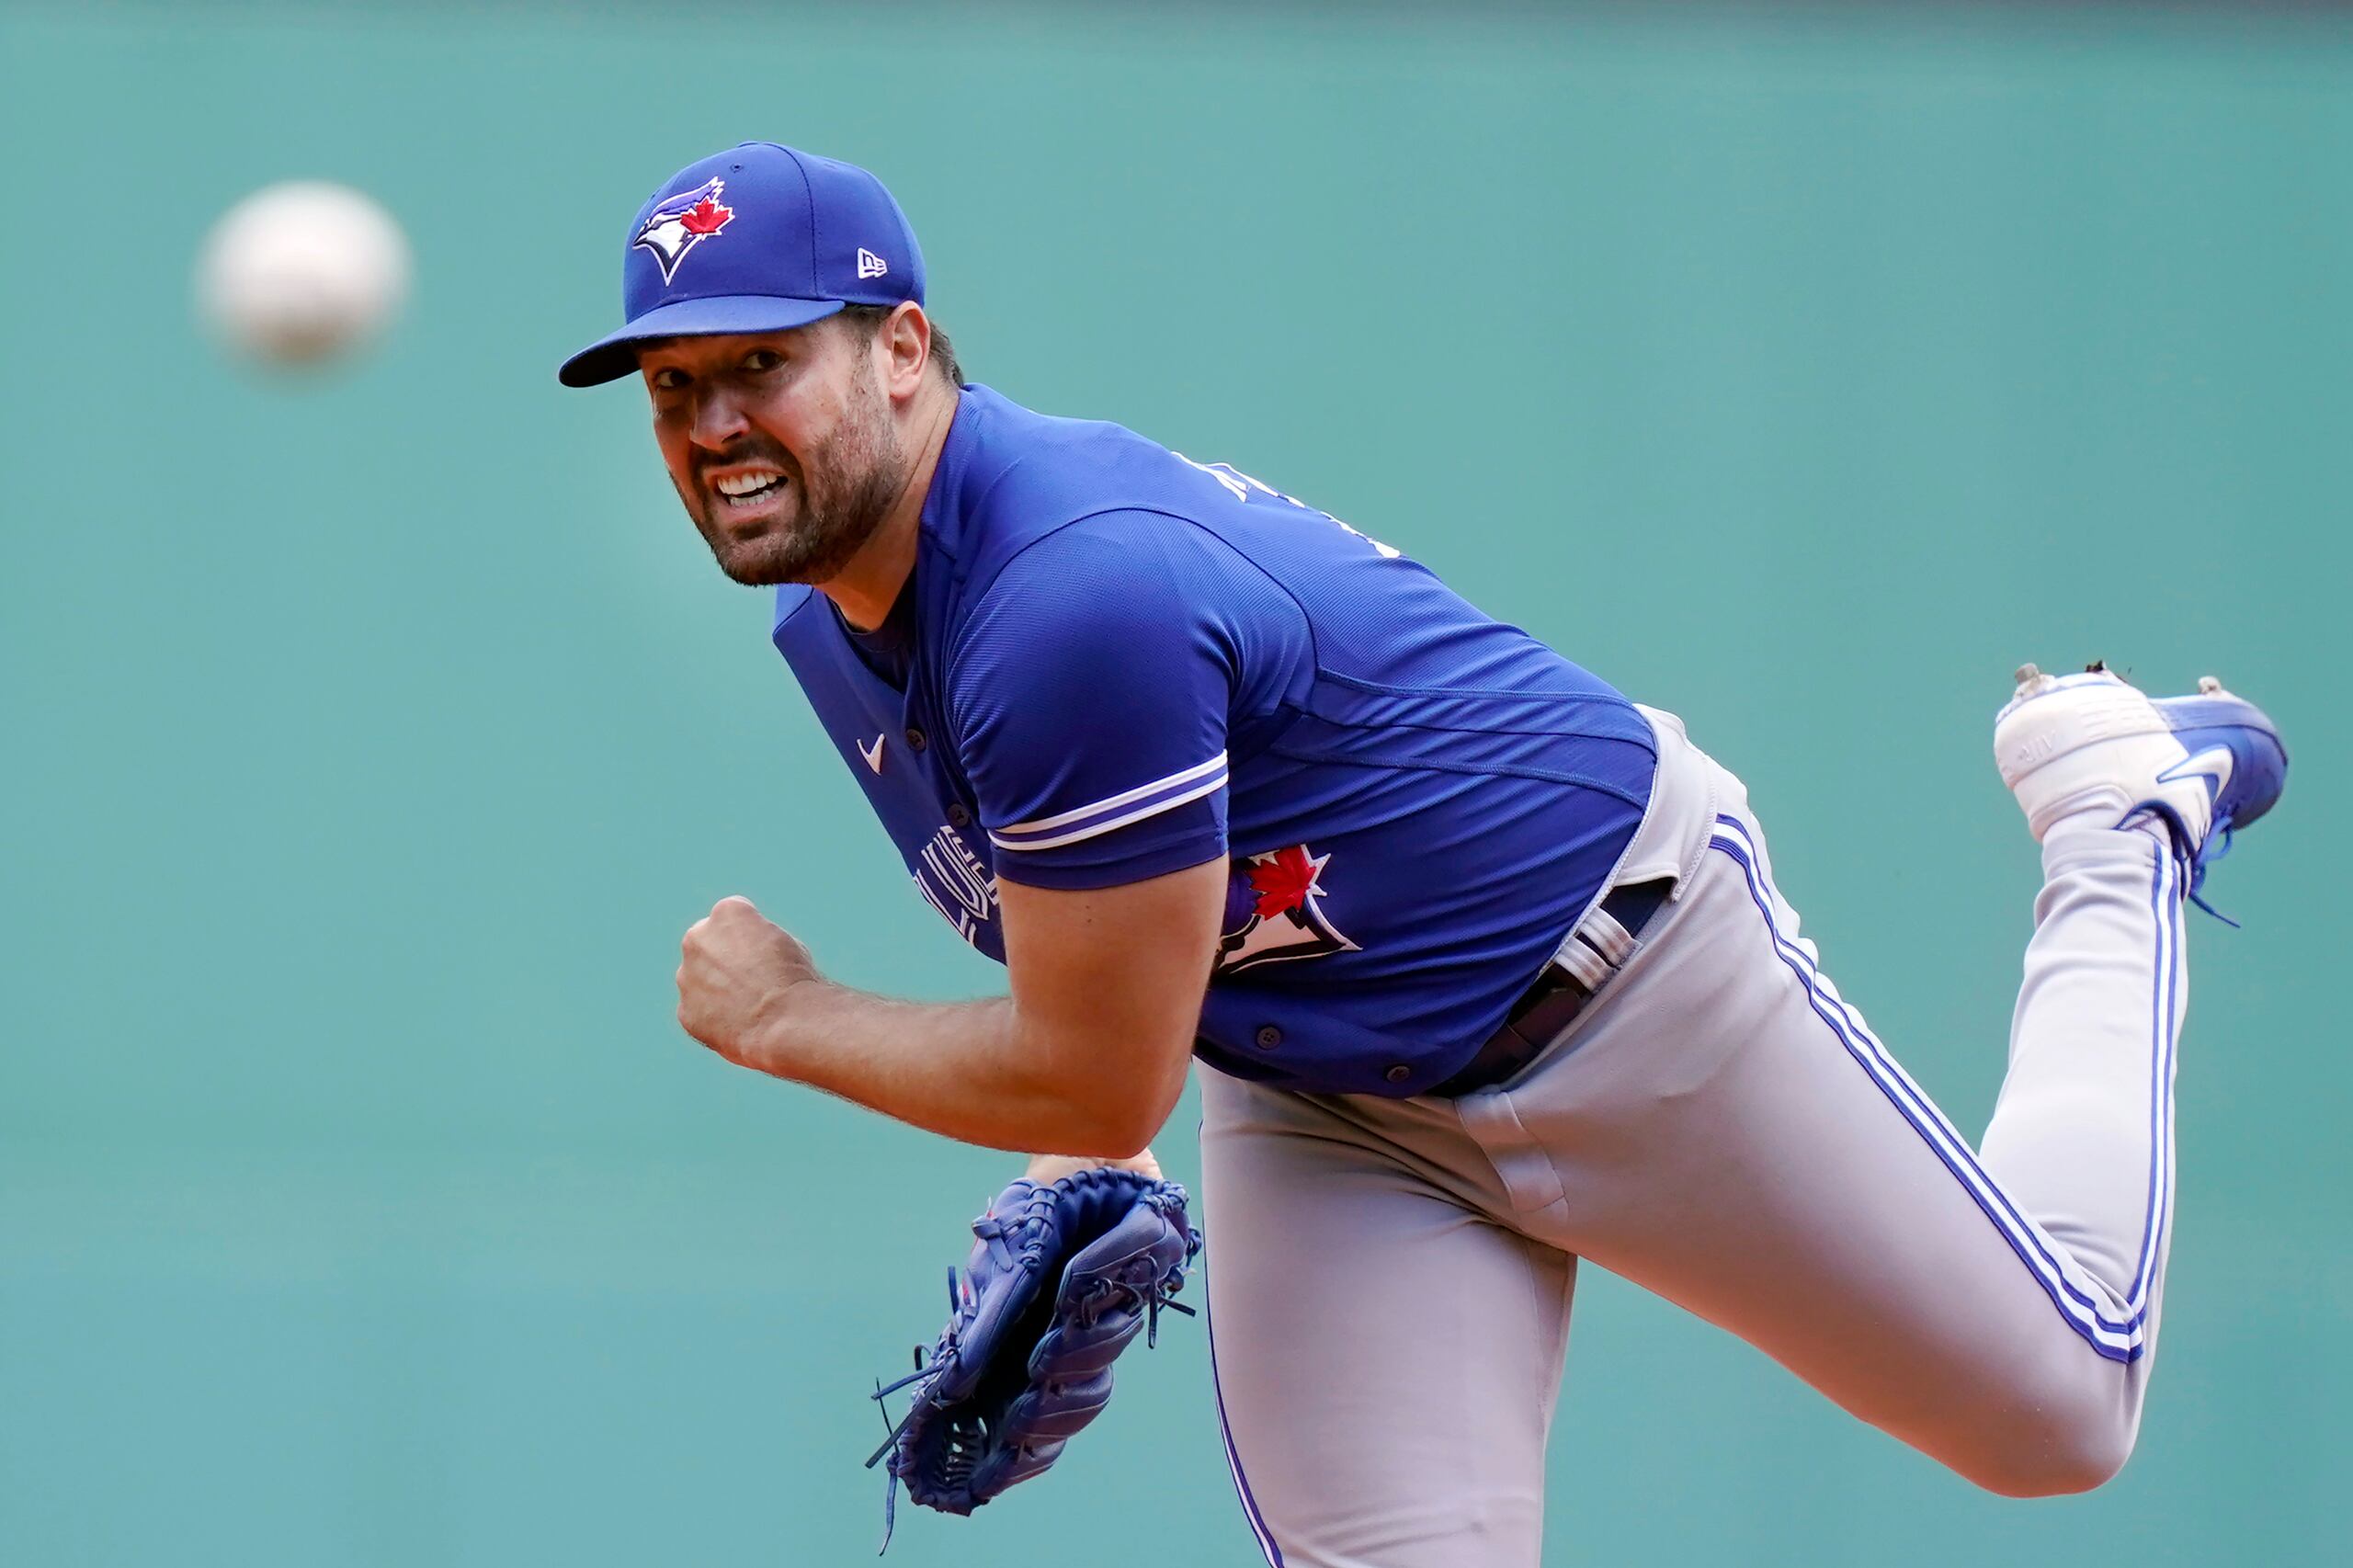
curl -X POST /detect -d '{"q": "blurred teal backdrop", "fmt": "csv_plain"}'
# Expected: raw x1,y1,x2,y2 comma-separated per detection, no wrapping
4,3,2347,1563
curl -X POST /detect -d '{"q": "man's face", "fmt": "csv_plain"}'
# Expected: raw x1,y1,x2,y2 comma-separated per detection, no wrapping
640,322,905,587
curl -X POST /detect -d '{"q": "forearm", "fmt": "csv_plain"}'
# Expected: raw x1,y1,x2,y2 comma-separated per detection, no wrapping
1026,1148,1162,1184
743,982,1165,1156
676,867,1217,1157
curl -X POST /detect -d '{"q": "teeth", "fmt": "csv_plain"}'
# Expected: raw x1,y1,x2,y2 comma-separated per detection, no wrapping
713,472,783,498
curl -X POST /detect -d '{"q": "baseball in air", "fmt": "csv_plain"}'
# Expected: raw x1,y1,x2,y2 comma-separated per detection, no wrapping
197,181,411,367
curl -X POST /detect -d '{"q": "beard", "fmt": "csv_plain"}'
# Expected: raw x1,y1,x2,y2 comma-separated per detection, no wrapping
684,366,907,587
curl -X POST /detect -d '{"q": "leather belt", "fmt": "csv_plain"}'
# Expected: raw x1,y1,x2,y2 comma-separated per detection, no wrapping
1430,877,1676,1098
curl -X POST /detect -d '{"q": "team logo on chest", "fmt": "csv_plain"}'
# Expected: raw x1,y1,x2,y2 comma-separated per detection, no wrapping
632,179,735,285
1214,844,1358,974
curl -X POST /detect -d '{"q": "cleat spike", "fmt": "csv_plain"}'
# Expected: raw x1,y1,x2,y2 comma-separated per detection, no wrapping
2085,658,2109,674
2013,663,2041,686
2198,676,2222,695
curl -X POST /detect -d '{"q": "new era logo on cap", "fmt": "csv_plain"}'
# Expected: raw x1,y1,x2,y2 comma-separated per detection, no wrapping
857,247,888,279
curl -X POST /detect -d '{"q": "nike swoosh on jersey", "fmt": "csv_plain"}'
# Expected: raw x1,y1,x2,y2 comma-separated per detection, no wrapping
858,734,887,773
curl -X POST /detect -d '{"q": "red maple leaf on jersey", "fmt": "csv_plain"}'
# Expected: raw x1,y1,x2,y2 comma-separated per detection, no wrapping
1247,845,1322,918
679,196,734,236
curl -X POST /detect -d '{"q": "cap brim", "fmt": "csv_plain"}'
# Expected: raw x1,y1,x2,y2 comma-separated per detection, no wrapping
556,295,848,388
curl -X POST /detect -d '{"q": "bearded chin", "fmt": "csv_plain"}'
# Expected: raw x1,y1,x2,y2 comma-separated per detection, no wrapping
705,502,874,587
699,374,905,588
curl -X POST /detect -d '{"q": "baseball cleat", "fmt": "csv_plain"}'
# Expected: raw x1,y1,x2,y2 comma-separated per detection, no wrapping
1995,661,2287,908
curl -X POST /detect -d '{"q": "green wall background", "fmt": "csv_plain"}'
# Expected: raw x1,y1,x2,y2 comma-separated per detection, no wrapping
4,3,2347,1562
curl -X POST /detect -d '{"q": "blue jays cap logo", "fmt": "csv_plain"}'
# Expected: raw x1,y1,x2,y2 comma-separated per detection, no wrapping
632,178,736,285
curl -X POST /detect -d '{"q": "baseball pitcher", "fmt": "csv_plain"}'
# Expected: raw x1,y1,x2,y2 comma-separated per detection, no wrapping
559,142,2290,1567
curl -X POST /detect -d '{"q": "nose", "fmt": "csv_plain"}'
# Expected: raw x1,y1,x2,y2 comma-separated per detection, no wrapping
687,382,751,450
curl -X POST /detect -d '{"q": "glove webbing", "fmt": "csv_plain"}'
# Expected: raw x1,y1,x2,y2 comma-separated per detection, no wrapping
863,1253,1196,1552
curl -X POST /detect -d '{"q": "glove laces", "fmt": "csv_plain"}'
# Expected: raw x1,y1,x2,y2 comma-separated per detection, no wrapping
861,1268,961,1554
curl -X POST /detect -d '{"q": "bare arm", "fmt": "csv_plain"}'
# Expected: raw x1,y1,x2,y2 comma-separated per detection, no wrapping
1025,1149,1163,1183
675,858,1224,1157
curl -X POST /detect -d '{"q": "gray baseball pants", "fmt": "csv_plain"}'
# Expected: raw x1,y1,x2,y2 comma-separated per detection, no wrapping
1199,708,2186,1567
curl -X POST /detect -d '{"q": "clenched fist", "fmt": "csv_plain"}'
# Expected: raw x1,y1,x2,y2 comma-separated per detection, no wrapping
676,895,824,1072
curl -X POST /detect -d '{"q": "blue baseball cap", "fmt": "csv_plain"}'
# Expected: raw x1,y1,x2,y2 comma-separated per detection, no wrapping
558,142,926,388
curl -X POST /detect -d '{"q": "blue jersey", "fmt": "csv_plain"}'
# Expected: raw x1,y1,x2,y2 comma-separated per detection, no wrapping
769,385,1656,1096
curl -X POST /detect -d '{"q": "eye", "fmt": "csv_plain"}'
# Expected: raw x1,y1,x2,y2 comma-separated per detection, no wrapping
649,366,689,392
743,347,785,373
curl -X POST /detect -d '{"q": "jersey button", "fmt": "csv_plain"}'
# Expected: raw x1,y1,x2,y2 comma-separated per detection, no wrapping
946,802,972,828
903,727,927,752
1254,1026,1282,1050
1383,1064,1412,1085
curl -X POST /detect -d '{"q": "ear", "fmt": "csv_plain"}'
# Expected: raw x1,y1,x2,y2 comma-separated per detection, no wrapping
879,302,935,403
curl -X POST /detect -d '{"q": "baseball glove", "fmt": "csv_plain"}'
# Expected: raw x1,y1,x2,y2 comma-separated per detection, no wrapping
865,1167,1202,1543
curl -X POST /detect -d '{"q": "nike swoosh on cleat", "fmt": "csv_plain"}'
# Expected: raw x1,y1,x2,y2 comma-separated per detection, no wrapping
858,734,887,774
2156,746,2233,804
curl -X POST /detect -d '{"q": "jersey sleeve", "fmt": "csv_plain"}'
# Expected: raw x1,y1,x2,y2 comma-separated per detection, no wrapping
947,514,1237,890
